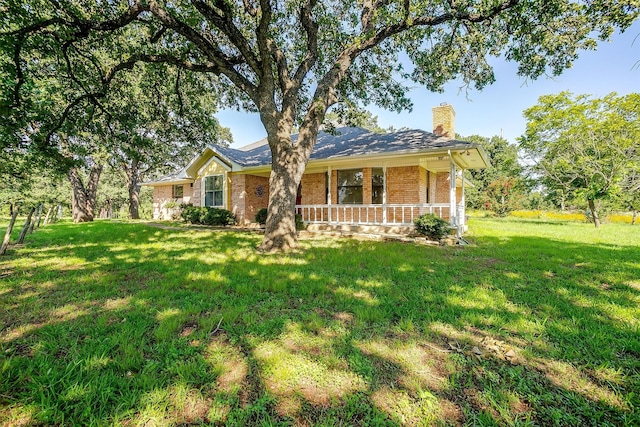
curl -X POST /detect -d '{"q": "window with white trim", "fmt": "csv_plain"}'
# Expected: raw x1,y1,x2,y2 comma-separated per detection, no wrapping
337,169,363,204
172,184,184,198
204,175,224,207
372,168,384,204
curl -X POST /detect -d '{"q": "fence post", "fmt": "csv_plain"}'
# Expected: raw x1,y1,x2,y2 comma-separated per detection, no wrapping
17,207,35,244
42,206,53,225
29,204,43,233
0,210,20,255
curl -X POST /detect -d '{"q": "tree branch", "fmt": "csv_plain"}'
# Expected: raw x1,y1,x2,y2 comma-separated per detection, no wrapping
242,0,258,16
192,0,261,73
299,0,520,155
291,0,318,88
256,0,273,81
147,1,258,99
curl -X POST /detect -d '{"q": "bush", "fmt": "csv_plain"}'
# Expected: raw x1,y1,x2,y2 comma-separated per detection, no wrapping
180,204,200,223
202,208,236,226
255,208,268,225
295,213,306,231
180,204,236,226
413,214,450,239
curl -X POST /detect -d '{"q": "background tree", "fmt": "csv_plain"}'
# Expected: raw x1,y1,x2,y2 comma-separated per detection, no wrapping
618,149,640,224
0,147,71,218
519,92,640,227
100,64,232,219
324,104,390,133
463,134,528,215
1,31,229,221
2,0,638,250
95,165,155,219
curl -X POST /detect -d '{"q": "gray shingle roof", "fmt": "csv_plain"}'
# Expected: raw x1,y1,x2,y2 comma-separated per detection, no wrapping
211,126,477,168
145,126,482,185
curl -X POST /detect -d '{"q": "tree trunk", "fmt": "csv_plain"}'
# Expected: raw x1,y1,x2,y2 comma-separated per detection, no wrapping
17,207,35,244
260,166,299,251
68,164,102,223
632,209,637,225
259,150,305,252
255,67,337,252
126,163,141,219
1,210,19,255
588,199,600,228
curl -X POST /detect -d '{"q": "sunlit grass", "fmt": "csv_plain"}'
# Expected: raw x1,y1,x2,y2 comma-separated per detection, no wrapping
509,209,636,224
1,218,639,425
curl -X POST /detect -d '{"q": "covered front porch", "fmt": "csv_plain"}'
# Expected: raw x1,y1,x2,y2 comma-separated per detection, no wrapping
296,203,464,226
293,151,472,236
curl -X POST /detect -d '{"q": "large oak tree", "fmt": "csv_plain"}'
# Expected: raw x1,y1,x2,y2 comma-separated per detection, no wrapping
2,0,638,250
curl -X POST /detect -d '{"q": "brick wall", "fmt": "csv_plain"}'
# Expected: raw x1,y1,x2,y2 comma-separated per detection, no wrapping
330,170,337,204
300,172,326,205
230,174,269,224
433,172,462,204
230,174,246,223
152,185,173,220
182,184,193,205
386,166,421,204
244,175,269,223
192,178,201,206
362,168,372,204
419,168,427,204
434,172,450,204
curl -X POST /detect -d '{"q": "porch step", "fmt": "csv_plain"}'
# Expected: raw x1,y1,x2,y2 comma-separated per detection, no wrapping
305,223,415,235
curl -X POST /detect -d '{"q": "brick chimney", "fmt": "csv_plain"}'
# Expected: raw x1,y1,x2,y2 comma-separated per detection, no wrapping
432,103,455,139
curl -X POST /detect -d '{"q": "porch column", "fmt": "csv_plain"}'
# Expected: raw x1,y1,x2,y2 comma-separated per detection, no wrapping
449,154,458,231
382,165,387,224
460,169,466,232
327,165,332,224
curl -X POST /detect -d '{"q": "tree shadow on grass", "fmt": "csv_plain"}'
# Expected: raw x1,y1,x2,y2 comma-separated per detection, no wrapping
1,221,639,425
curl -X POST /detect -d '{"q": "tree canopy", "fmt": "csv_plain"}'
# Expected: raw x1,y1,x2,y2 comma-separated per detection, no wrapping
463,134,528,215
2,0,638,249
519,91,640,227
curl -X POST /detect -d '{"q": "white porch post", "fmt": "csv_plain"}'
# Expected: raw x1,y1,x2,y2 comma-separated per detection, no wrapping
382,165,387,224
327,166,332,224
449,152,458,232
460,169,466,232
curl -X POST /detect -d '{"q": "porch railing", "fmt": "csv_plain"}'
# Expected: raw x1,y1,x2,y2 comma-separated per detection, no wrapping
295,203,452,226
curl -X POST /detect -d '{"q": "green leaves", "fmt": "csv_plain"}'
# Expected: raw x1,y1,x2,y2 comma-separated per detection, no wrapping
519,92,640,218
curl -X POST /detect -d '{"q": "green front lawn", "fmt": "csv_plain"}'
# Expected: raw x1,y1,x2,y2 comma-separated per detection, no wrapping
1,218,639,426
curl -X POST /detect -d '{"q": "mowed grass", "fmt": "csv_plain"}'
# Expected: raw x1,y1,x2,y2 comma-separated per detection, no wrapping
0,218,639,426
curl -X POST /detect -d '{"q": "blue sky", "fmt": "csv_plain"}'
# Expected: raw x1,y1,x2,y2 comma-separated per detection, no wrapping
218,20,640,148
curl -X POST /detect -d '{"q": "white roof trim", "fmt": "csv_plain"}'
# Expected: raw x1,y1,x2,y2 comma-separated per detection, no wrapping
142,178,193,187
197,152,232,176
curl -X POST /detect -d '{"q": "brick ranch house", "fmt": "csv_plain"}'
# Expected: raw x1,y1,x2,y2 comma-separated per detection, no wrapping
144,104,489,235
